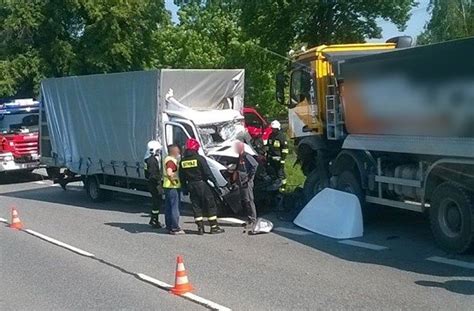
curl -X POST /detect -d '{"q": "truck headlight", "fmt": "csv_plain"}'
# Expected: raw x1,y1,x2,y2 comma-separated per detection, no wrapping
0,153,13,162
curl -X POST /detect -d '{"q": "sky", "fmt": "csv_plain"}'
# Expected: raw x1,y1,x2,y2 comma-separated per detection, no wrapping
164,0,431,42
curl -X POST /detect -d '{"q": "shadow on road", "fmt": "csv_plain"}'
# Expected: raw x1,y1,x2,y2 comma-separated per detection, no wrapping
0,172,45,185
1,185,150,214
105,222,203,236
415,280,474,295
105,222,160,234
270,207,474,279
3,184,473,281
1,184,205,218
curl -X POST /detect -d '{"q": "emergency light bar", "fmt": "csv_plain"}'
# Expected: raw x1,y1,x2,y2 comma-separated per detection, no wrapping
0,98,39,115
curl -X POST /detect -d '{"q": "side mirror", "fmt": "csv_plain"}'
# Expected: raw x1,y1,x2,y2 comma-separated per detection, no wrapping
275,72,286,106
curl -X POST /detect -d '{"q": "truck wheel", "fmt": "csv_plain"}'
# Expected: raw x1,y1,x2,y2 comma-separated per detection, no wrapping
46,167,61,179
303,169,326,203
429,182,474,254
335,170,365,208
85,177,111,202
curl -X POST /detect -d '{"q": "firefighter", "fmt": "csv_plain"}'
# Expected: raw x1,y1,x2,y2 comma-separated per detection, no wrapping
267,120,289,192
234,141,259,227
144,140,163,228
179,138,224,235
163,144,185,235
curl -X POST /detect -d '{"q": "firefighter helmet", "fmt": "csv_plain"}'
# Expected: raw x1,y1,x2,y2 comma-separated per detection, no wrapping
270,120,281,130
185,138,200,151
147,140,162,156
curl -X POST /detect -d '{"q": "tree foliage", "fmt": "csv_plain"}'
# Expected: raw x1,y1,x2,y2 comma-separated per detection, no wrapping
238,0,416,54
1,0,416,116
0,0,169,97
418,0,474,44
153,3,283,115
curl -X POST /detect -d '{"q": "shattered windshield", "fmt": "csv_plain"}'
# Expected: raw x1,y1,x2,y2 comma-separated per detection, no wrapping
197,120,242,148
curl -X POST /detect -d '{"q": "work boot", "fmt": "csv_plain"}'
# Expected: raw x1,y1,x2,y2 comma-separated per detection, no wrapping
210,225,225,234
149,214,162,229
169,229,186,235
196,221,205,235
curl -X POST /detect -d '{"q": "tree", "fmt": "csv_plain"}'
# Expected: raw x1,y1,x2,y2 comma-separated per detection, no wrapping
76,0,170,74
0,0,170,98
418,0,473,44
152,3,284,115
238,0,417,54
0,0,48,97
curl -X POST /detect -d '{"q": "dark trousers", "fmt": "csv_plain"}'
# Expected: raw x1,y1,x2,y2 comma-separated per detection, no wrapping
269,159,286,179
164,188,181,231
240,177,257,224
148,178,163,214
188,181,217,221
269,159,286,191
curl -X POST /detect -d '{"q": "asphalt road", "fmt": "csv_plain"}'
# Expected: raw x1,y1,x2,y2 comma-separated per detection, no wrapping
1,172,473,310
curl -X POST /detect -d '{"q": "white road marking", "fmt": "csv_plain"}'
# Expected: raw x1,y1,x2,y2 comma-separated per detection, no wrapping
273,227,313,236
182,293,232,311
137,273,172,289
20,229,231,309
34,181,46,185
137,273,232,311
427,256,474,270
218,217,245,225
0,217,8,223
24,229,95,257
338,240,388,251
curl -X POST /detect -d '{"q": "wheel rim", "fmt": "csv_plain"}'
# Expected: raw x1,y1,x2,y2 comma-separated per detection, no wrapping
439,198,463,238
89,180,99,199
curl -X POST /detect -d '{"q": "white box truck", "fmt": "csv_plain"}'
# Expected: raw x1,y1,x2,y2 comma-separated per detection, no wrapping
40,69,251,212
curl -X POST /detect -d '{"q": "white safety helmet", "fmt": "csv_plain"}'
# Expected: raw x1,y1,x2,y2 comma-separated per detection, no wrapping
271,120,281,130
146,140,162,157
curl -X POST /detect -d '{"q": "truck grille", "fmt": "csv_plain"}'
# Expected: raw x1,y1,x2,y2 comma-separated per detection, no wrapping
13,140,38,156
1,134,39,159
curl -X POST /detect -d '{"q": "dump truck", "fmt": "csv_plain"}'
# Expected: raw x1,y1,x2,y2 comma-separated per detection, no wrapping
40,69,254,213
276,37,474,253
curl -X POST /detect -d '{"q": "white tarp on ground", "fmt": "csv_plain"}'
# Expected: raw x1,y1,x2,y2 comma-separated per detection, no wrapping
40,69,245,178
293,188,363,239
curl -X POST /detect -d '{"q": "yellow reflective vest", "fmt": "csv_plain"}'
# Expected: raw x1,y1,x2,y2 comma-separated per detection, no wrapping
163,156,181,189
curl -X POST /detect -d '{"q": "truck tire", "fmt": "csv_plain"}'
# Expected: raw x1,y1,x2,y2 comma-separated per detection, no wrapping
335,170,365,208
85,176,111,202
46,167,61,179
429,182,474,254
303,169,327,203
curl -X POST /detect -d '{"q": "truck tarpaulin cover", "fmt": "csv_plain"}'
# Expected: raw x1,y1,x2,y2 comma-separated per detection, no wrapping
40,69,245,177
161,69,244,111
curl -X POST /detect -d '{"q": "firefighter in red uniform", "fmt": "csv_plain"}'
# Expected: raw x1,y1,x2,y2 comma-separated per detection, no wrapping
179,138,224,235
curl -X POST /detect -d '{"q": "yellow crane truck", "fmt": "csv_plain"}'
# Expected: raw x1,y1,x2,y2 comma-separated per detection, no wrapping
276,36,474,253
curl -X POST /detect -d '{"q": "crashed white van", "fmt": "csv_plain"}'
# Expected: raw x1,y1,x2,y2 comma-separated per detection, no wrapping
40,69,252,212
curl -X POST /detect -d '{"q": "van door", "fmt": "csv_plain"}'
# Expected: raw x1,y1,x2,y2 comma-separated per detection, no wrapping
163,121,228,188
164,122,191,155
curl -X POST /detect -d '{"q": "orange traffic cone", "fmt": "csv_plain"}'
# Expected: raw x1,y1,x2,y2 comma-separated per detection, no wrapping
171,255,193,295
10,208,23,230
